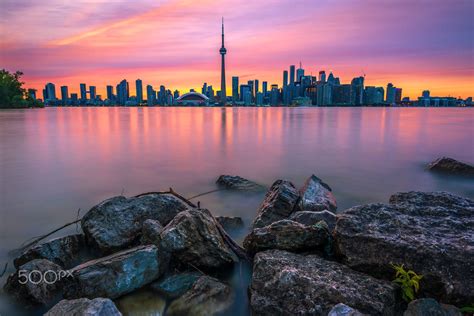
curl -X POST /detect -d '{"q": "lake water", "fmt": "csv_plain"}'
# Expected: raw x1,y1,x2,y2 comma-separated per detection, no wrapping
1,107,473,315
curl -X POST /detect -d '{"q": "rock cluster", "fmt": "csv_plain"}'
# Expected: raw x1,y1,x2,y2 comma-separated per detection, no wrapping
427,156,474,175
216,174,265,191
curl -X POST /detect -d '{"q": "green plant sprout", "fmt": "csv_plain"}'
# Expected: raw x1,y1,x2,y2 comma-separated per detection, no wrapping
391,264,423,302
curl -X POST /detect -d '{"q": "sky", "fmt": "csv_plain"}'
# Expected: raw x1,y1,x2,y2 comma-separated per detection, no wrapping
1,0,473,99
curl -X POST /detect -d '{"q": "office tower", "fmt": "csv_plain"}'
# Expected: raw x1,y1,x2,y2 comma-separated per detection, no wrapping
232,76,239,102
270,85,279,106
136,79,143,104
240,85,251,105
364,86,385,105
327,72,335,84
283,70,288,87
256,92,264,106
207,86,214,100
422,90,430,98
45,83,56,101
296,62,304,82
386,83,395,104
395,88,402,103
146,85,155,106
247,80,254,99
80,83,87,100
351,77,364,105
158,85,166,105
262,81,268,97
27,89,36,100
60,86,69,105
106,85,114,100
219,18,227,105
332,84,352,105
117,79,129,105
202,83,208,95
289,65,295,85
319,71,326,83
173,90,180,99
322,84,332,105
255,80,259,96
89,86,97,100
70,93,78,105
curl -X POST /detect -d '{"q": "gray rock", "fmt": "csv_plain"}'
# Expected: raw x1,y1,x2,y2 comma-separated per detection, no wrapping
216,216,244,231
427,157,474,175
65,245,166,299
289,210,337,231
328,303,366,316
140,219,163,245
403,298,461,316
4,259,64,306
150,271,201,299
81,193,190,254
216,175,265,191
160,208,238,270
250,250,400,316
298,175,337,212
252,180,300,229
14,234,85,269
334,191,474,305
166,276,234,316
243,219,329,255
44,298,122,316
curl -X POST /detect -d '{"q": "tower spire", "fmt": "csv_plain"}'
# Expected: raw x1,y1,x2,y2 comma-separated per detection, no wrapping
219,18,227,105
221,17,224,47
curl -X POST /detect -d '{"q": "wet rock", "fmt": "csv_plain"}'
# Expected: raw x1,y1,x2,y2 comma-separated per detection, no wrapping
216,175,265,191
65,245,166,299
216,216,244,231
289,210,337,231
243,219,329,255
167,276,234,316
115,289,166,315
45,298,122,316
14,234,85,269
334,192,474,305
4,259,64,306
140,219,163,245
150,271,201,299
81,193,191,253
160,208,238,270
328,303,366,316
403,298,461,316
252,180,300,229
298,175,337,212
427,157,474,175
250,250,399,315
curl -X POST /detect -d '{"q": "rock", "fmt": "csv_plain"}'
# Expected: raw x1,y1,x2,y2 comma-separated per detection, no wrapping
140,219,163,245
44,298,122,316
216,175,265,191
81,193,191,253
289,210,337,231
65,245,166,299
328,303,366,316
403,298,461,316
160,208,238,270
4,259,64,306
243,219,329,255
150,271,201,299
252,180,300,229
166,276,234,316
115,289,166,315
250,250,399,315
14,234,85,269
298,175,337,212
334,192,474,305
427,157,474,175
216,216,244,231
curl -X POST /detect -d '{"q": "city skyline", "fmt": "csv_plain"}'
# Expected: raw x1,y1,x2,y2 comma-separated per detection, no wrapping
1,0,473,99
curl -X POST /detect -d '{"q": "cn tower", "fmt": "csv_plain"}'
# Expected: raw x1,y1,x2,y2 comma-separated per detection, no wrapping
219,17,227,105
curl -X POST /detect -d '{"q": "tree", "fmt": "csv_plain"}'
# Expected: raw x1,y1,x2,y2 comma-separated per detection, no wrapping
0,69,43,108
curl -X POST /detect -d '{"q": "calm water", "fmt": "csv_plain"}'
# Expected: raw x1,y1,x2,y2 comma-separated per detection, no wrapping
1,107,473,315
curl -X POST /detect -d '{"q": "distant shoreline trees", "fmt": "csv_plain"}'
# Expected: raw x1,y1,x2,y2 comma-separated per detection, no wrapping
0,69,43,108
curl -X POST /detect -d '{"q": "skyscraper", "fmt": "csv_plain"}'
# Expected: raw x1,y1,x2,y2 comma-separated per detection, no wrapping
136,79,143,104
255,79,259,96
232,76,239,102
319,71,326,83
45,83,56,101
106,85,114,100
60,86,69,105
117,79,129,105
386,83,396,104
219,18,227,105
262,81,268,97
146,85,155,106
283,70,288,87
289,65,295,85
80,83,87,100
296,62,304,82
89,86,97,100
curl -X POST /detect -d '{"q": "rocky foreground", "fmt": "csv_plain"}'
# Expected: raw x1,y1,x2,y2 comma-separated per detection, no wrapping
3,174,473,315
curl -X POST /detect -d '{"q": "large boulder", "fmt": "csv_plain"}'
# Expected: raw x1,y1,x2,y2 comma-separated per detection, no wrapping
298,175,337,212
150,271,201,299
216,216,244,231
289,210,337,231
250,250,400,315
45,298,122,316
328,303,366,316
243,219,329,255
427,157,474,175
81,193,190,254
334,191,474,305
251,180,300,229
65,245,166,299
216,175,265,191
140,219,163,245
4,259,64,306
160,208,238,270
14,234,85,269
166,276,234,316
403,298,461,316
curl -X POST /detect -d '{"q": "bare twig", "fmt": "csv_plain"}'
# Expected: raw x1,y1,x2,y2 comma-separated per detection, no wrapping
187,188,226,200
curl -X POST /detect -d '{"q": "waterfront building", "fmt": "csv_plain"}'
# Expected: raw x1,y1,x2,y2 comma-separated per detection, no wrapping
60,86,69,105
158,85,166,105
146,85,155,106
232,77,239,102
270,85,279,106
202,83,208,95
176,91,209,106
240,85,251,105
80,83,87,100
364,86,385,105
106,85,114,101
89,86,97,100
319,71,326,83
395,88,402,103
351,76,364,105
255,79,259,97
136,79,143,104
256,92,264,106
262,81,268,98
45,83,56,104
296,62,304,81
27,89,37,100
289,65,296,85
117,79,129,105
70,93,78,105
173,90,180,100
333,84,352,105
219,18,227,105
386,83,396,104
283,70,288,88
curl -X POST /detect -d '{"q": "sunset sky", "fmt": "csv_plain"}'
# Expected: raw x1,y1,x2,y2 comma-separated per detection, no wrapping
1,0,473,99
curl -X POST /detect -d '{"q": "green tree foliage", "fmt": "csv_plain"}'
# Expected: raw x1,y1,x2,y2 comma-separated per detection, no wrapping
0,69,43,108
391,264,423,302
